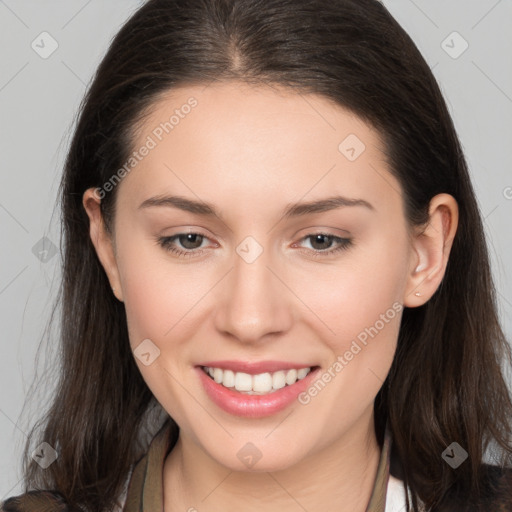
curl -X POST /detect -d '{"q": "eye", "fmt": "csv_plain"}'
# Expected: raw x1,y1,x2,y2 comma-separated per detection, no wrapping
293,233,353,257
157,232,213,258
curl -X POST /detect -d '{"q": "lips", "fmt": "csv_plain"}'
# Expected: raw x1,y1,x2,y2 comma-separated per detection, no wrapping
195,361,320,418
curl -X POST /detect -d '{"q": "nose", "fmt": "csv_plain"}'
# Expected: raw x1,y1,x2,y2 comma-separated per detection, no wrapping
213,247,294,344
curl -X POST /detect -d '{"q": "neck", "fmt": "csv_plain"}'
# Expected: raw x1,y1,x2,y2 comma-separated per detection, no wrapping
163,411,381,512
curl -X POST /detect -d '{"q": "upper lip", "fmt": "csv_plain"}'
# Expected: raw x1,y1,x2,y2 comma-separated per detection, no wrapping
198,360,315,375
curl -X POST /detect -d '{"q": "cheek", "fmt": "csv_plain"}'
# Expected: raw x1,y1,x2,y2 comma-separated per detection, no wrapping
116,241,206,422
288,230,408,429
293,231,409,353
293,251,405,440
116,237,204,348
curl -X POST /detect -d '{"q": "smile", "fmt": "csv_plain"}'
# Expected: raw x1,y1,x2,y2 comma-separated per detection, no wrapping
196,362,320,418
202,366,312,394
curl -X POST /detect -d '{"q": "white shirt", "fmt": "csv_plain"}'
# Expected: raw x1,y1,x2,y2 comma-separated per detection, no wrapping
385,474,427,511
385,474,408,511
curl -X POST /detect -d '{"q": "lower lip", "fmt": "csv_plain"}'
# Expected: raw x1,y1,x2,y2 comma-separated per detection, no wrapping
196,366,320,418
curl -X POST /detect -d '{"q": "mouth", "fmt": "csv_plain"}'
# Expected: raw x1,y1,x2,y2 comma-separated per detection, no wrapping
200,365,314,395
195,361,321,418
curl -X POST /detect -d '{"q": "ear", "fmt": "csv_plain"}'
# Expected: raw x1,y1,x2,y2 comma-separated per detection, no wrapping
403,193,459,307
82,188,124,302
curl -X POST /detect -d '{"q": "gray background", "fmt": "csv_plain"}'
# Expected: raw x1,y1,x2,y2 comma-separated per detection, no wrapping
1,0,511,500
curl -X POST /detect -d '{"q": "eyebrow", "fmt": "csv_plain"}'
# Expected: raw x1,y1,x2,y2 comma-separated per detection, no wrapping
138,194,374,217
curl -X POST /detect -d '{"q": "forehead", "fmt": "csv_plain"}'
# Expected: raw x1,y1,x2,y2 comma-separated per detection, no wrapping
118,81,402,218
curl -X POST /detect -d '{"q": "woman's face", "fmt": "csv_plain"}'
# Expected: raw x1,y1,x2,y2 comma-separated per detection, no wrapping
86,81,428,471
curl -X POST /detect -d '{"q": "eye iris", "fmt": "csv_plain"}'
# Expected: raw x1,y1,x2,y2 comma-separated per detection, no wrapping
310,234,332,250
179,233,203,249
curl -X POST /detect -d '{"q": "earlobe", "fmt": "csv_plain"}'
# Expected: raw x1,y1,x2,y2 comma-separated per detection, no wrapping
82,188,124,302
403,193,458,307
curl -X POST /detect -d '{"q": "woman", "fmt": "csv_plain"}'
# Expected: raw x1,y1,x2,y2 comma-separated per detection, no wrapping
2,0,512,511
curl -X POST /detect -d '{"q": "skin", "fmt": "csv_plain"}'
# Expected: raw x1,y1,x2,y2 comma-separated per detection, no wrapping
83,81,458,512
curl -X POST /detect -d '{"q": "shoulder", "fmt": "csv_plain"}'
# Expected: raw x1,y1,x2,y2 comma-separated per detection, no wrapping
1,490,76,512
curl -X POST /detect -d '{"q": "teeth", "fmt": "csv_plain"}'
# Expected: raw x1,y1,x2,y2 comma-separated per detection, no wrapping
203,366,312,394
272,370,286,390
234,372,252,391
223,369,235,388
297,368,309,379
285,369,297,385
253,372,273,393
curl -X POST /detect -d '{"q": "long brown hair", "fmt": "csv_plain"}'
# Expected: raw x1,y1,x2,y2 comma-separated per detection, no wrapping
16,0,512,510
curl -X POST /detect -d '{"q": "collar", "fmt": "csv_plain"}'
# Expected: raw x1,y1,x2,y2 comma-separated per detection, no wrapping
123,420,392,512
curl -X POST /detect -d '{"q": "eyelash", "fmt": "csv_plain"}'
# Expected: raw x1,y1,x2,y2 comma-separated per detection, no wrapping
156,232,353,259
